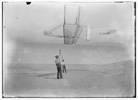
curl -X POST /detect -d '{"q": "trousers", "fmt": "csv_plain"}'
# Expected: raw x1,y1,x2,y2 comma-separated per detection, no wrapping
56,63,63,79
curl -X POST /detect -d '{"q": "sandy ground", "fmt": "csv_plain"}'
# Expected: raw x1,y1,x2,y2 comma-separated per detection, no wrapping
3,60,135,97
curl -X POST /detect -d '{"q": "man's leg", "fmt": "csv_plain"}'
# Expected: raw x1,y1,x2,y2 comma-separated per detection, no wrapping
57,68,59,79
56,64,60,79
59,67,63,78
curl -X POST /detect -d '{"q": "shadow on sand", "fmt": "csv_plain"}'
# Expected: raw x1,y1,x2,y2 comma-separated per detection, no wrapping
44,77,57,79
35,73,56,77
35,73,62,79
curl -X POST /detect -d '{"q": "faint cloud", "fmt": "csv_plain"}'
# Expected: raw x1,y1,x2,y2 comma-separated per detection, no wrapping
23,48,31,53
99,29,117,35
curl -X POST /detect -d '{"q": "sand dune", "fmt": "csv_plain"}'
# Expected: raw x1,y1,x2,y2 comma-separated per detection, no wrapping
3,60,135,97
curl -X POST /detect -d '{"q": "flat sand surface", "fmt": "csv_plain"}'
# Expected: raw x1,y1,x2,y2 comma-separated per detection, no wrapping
3,60,135,97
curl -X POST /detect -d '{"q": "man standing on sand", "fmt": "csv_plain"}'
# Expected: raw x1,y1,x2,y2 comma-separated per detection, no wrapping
55,55,63,79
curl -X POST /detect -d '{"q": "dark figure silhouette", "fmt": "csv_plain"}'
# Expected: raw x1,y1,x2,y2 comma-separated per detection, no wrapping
55,55,63,79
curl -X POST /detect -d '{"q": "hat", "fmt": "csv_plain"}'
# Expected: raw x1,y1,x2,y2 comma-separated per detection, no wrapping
55,55,59,58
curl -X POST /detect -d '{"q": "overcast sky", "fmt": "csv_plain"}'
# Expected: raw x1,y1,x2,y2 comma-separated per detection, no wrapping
3,2,135,64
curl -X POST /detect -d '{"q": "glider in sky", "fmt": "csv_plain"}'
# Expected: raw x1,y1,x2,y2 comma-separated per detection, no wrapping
43,5,91,45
